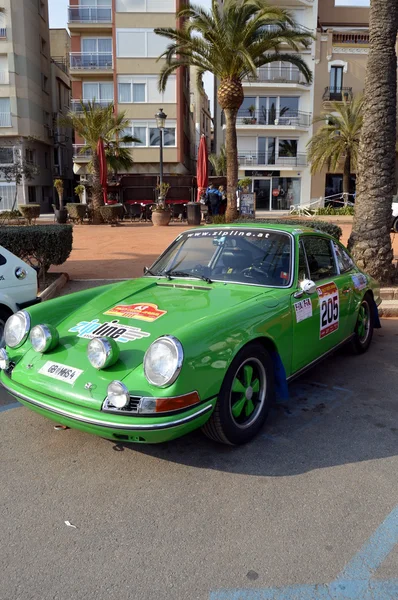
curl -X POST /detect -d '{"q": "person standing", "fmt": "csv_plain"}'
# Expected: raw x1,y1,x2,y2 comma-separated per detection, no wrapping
206,183,222,216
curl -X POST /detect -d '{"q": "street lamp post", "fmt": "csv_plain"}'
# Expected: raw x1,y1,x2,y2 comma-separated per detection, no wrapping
155,108,167,188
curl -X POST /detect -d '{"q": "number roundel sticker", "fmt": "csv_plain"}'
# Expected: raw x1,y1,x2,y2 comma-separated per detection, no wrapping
317,282,339,339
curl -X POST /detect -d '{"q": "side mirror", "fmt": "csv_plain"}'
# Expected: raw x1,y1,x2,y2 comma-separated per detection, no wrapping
300,279,317,295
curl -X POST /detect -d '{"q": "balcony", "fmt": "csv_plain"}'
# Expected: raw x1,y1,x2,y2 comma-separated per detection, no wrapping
0,28,6,39
322,87,353,105
333,32,369,46
238,152,307,168
0,71,9,84
68,6,112,30
245,66,311,87
236,109,311,129
70,53,113,72
0,112,12,127
71,99,113,112
73,145,92,161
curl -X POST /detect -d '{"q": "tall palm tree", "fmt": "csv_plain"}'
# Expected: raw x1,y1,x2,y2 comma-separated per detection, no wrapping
307,96,363,199
348,0,398,283
155,0,312,222
209,144,227,176
63,102,138,223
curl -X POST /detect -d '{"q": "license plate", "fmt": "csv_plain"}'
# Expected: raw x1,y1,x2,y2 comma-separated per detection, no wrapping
38,361,83,385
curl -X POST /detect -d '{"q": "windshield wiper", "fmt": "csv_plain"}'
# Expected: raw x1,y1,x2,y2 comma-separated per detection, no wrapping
165,269,212,284
143,266,157,276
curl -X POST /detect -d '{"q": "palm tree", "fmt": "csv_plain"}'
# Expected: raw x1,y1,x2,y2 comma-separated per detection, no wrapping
155,0,312,222
63,102,138,223
307,96,363,199
348,0,398,283
209,144,227,176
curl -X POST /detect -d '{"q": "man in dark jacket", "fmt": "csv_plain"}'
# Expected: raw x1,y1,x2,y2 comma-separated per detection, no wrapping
206,184,222,216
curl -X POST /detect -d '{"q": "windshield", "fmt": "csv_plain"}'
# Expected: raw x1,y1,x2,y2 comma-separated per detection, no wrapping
147,228,293,287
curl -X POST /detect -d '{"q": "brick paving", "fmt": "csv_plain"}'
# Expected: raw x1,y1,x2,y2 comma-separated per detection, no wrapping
51,221,398,281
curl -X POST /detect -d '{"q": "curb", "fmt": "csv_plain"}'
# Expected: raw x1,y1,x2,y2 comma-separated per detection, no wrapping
38,273,69,302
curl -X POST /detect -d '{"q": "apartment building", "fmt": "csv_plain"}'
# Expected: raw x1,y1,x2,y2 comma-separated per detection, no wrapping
311,0,370,202
0,0,56,211
190,67,212,167
68,0,192,196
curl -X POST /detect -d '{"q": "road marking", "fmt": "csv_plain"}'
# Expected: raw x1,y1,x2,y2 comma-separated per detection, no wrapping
209,505,398,599
0,402,21,413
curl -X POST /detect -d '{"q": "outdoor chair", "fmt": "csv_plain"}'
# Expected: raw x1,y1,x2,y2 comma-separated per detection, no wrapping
126,204,142,221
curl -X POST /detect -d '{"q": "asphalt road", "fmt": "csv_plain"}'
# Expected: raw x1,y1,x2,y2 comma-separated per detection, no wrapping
0,319,397,600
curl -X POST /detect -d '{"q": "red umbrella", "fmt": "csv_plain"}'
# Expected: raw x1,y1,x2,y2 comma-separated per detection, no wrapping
196,134,208,202
97,138,108,204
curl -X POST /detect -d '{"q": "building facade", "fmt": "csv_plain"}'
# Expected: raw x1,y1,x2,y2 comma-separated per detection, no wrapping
68,0,192,190
190,66,212,169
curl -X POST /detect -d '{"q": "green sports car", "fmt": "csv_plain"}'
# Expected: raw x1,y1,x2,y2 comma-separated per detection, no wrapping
0,223,381,445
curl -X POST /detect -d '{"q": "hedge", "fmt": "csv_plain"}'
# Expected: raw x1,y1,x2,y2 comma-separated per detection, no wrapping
0,225,73,279
234,217,342,241
100,204,124,224
18,204,41,225
66,203,87,224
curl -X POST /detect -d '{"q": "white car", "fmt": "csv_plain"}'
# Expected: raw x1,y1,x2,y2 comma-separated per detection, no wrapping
393,202,398,232
0,246,40,339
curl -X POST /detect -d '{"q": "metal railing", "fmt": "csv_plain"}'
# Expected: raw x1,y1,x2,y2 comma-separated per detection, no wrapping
70,53,113,70
333,32,369,45
51,57,68,75
247,66,310,85
322,87,353,102
238,153,307,167
236,109,311,127
73,145,92,159
0,112,12,127
0,71,8,84
68,6,112,23
0,28,6,39
71,99,113,112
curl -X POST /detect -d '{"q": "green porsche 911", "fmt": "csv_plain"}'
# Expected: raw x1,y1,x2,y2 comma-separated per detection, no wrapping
0,223,381,445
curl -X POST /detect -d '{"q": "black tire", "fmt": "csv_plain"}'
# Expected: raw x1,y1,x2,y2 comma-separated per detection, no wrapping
0,307,12,347
393,218,398,233
351,293,374,354
202,343,275,445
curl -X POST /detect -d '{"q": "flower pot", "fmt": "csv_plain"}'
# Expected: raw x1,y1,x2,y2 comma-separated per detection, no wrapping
152,209,171,227
55,208,68,224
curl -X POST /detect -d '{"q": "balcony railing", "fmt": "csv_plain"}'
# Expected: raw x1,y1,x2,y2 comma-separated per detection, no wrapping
322,87,353,102
71,99,113,112
0,28,6,39
73,144,92,159
247,66,310,85
0,112,12,127
52,57,69,75
236,109,311,128
68,6,112,23
0,71,9,84
70,53,113,70
238,153,307,167
333,32,369,45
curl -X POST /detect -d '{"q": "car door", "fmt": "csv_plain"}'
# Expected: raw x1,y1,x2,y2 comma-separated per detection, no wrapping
291,235,350,373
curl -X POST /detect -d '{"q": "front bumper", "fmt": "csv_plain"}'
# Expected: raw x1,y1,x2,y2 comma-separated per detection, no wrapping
0,372,216,444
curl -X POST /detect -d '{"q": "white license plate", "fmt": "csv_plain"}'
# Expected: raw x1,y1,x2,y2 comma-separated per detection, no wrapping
38,361,83,385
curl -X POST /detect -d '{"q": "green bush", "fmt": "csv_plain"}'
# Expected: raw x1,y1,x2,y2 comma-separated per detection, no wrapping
100,204,124,224
18,204,41,225
234,217,342,241
210,214,226,224
0,210,23,224
66,203,87,223
0,225,73,278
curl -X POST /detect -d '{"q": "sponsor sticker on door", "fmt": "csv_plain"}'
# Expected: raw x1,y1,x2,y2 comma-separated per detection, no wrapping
294,298,313,323
39,361,83,385
104,303,166,322
317,282,339,339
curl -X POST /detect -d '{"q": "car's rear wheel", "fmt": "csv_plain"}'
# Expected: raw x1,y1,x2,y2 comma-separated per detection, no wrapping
202,343,275,445
393,218,398,233
0,307,12,347
351,294,374,354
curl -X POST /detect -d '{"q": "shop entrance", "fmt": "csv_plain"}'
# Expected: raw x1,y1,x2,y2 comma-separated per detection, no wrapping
253,179,271,210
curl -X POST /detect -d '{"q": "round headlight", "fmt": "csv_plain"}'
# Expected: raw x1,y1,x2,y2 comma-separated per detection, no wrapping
87,337,120,370
4,311,31,348
107,380,129,409
30,324,59,353
144,336,183,388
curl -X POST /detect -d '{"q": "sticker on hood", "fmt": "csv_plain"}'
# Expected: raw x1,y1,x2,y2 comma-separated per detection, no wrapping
104,303,166,322
69,319,150,343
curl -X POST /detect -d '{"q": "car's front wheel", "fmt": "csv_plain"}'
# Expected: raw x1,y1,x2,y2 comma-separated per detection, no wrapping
351,294,374,354
202,343,275,445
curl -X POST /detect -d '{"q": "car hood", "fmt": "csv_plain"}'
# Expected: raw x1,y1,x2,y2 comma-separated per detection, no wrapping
11,278,270,403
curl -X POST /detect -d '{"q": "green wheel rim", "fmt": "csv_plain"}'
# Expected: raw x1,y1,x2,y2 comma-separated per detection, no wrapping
230,357,266,429
357,300,370,344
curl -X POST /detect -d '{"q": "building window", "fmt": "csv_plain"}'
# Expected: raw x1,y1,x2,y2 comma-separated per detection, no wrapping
330,66,344,99
0,98,11,127
0,147,13,164
116,0,175,13
82,81,114,102
40,36,47,56
82,37,112,54
38,0,46,19
28,186,37,204
118,75,176,103
41,74,48,93
25,149,36,164
121,121,177,147
116,29,168,58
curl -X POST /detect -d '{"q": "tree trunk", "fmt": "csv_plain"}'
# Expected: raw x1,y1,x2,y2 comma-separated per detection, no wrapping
91,151,103,225
343,152,351,202
348,0,398,283
224,108,239,223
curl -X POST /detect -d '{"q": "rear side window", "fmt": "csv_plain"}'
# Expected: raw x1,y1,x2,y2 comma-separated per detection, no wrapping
302,237,337,282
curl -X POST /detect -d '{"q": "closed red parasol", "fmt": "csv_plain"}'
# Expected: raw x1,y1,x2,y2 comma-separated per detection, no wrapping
196,134,208,202
97,138,108,204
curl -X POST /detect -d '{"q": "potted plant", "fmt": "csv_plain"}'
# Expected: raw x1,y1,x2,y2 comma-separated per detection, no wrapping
248,104,257,124
152,182,171,226
75,184,85,203
238,177,252,193
53,179,68,224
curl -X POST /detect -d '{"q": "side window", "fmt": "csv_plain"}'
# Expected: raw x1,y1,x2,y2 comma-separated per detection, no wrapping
333,242,354,273
302,237,337,282
298,241,309,281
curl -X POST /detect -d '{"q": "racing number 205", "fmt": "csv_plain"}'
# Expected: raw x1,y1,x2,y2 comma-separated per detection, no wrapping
321,294,339,328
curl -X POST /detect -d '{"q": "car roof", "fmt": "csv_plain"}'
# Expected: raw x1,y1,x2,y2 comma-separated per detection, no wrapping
198,222,324,236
